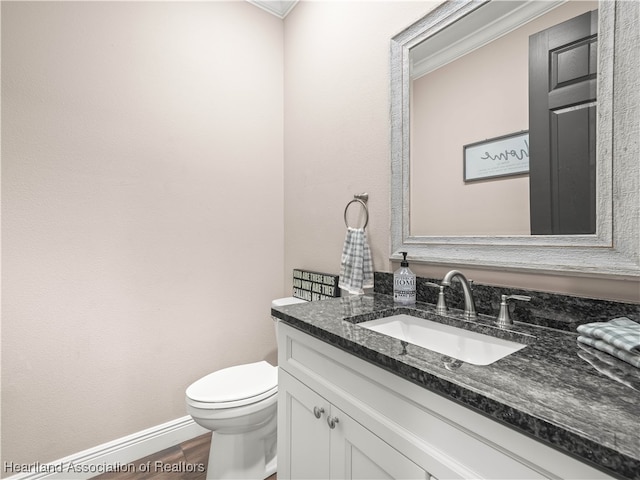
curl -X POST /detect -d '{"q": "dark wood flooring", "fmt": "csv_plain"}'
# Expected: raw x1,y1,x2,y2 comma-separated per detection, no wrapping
91,433,277,480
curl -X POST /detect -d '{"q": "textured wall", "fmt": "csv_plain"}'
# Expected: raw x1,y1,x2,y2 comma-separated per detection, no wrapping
2,1,284,467
283,0,639,302
283,1,436,288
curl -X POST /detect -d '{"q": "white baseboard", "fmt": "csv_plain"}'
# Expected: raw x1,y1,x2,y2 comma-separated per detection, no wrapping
4,416,209,480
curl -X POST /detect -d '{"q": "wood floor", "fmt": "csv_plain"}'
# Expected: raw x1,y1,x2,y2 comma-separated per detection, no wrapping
91,433,277,480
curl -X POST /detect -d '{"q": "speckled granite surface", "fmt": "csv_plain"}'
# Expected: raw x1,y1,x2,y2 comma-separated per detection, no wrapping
375,272,639,331
272,293,640,480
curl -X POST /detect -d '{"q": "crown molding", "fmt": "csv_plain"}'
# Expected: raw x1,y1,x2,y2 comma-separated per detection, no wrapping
248,0,298,19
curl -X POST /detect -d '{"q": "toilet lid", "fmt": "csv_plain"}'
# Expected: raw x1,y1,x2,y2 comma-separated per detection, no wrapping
186,361,277,405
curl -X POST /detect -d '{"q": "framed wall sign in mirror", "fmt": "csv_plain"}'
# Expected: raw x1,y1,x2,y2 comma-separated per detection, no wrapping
390,0,639,278
463,131,530,183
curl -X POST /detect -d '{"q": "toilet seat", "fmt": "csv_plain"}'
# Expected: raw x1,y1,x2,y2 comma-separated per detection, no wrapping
185,298,306,479
186,361,277,409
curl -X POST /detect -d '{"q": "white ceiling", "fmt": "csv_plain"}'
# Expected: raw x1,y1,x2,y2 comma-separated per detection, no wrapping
247,0,298,19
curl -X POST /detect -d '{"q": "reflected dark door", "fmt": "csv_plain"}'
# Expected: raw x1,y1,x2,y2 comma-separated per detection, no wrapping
529,10,598,235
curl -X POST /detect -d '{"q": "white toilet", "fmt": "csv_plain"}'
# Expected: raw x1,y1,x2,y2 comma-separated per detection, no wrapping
185,297,306,480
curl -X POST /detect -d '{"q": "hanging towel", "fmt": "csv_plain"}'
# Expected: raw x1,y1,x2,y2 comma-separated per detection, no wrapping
338,227,374,295
576,317,640,354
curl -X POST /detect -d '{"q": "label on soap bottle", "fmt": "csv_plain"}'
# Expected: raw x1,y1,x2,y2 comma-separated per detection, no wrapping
394,275,416,304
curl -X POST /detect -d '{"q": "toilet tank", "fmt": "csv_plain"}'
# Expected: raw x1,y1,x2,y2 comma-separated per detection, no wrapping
271,297,307,339
272,297,308,308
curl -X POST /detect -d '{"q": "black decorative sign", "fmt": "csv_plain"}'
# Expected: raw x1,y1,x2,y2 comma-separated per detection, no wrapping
292,269,340,301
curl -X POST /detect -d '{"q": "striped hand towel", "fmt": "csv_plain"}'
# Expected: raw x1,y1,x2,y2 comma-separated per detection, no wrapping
577,317,640,353
338,227,374,295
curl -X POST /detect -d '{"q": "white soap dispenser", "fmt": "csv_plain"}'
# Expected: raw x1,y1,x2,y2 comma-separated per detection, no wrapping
394,252,416,305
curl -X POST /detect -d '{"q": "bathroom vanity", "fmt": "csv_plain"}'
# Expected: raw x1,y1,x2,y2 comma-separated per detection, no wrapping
272,295,639,480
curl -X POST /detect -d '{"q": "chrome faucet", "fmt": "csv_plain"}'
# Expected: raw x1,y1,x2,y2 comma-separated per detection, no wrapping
441,270,477,319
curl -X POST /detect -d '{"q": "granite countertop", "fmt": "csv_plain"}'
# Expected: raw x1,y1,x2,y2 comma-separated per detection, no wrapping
271,293,640,480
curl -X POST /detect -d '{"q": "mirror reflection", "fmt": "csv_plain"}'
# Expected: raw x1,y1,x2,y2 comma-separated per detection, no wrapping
410,1,598,236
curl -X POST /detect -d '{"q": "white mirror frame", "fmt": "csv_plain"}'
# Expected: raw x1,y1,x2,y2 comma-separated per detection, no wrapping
390,0,639,279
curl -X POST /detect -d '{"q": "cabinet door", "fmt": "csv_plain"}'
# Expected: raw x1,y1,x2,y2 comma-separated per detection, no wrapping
278,369,331,479
330,404,429,480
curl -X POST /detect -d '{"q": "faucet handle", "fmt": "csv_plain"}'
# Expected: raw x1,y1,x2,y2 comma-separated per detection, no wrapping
497,294,531,327
506,294,531,302
425,282,447,315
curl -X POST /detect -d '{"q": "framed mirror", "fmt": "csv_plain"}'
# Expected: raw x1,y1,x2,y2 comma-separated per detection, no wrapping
390,0,639,278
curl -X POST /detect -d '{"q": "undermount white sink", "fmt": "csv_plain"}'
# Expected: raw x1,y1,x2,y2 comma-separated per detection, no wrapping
359,314,527,365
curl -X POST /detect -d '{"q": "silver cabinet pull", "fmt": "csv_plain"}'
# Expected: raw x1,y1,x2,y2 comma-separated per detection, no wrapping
313,406,325,419
327,416,339,429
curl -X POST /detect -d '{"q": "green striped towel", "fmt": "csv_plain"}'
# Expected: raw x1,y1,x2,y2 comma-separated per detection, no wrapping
577,317,640,353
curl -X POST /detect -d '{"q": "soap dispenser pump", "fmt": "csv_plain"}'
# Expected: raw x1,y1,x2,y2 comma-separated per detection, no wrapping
394,252,416,305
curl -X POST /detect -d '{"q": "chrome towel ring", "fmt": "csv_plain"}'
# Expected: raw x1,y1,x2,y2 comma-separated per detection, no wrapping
344,193,369,229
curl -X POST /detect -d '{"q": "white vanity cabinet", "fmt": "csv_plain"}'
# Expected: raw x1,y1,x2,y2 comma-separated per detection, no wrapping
277,322,613,480
279,368,429,479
